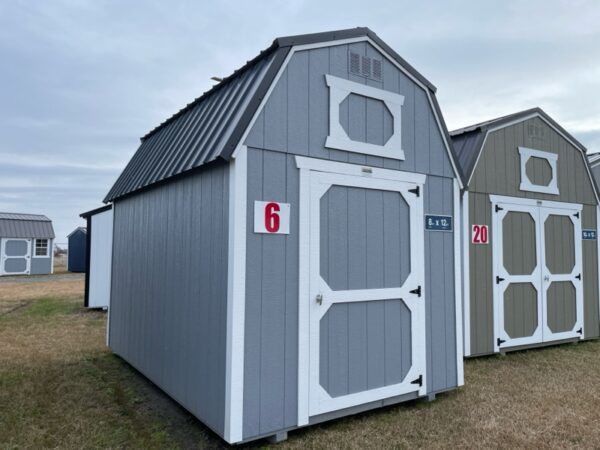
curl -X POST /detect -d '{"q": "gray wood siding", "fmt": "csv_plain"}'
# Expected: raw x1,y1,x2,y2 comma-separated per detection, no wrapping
30,255,52,275
582,204,600,338
109,165,229,436
243,147,458,440
468,117,600,354
471,117,596,206
245,42,455,177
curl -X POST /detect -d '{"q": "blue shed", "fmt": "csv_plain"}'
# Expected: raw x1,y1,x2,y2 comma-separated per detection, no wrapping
102,27,465,444
67,227,87,273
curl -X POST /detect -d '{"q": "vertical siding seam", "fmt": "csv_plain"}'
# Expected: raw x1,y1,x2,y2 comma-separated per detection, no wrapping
258,150,264,433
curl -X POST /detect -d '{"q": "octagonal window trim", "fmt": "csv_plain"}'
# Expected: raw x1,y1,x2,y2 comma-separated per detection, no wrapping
325,74,405,160
519,147,559,195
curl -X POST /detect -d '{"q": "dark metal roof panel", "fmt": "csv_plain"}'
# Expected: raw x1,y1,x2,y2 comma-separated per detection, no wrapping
449,129,485,183
104,51,277,202
0,212,50,221
0,218,55,239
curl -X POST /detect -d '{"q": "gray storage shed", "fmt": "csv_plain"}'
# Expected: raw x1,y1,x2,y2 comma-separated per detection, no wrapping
67,227,87,273
588,153,600,183
104,27,465,444
452,108,600,357
0,212,55,276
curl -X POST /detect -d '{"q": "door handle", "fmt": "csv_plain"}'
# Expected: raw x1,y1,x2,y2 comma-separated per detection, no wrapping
543,275,550,282
315,293,323,305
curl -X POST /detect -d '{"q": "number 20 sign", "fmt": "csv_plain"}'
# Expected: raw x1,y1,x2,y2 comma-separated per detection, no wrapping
472,224,489,244
254,201,290,234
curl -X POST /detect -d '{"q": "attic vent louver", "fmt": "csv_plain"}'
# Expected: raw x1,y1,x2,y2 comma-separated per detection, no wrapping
349,52,383,82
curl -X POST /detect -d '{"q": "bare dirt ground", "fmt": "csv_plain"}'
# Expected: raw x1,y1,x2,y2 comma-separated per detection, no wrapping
1,277,600,448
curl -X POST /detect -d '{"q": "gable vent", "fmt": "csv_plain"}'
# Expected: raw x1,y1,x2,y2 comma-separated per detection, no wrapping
349,52,383,82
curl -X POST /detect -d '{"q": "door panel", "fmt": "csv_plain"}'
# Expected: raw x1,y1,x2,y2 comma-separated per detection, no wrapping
494,204,543,350
1,239,31,275
540,208,583,342
309,171,425,416
492,198,584,351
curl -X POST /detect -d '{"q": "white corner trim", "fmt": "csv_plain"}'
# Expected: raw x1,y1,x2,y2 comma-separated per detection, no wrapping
518,147,559,195
294,155,426,184
324,74,405,160
461,190,471,357
50,239,55,274
453,180,464,385
225,144,248,443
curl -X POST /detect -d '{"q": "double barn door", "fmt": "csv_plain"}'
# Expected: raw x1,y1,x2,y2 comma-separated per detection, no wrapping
491,195,584,351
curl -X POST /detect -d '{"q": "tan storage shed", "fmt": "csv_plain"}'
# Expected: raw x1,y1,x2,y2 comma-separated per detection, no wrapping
452,108,600,356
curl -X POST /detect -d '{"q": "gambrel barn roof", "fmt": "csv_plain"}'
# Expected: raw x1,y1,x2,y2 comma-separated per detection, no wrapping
0,212,55,239
105,27,463,203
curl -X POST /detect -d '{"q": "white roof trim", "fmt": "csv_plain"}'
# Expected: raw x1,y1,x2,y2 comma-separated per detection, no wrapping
232,36,464,188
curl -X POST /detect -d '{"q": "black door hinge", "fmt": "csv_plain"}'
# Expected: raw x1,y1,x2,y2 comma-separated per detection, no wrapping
577,327,583,335
408,186,420,197
495,205,504,213
410,285,422,297
576,273,581,280
496,276,505,284
574,212,580,218
497,338,506,347
411,374,423,387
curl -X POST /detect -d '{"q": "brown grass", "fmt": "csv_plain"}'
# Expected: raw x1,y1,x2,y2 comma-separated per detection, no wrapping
1,278,600,448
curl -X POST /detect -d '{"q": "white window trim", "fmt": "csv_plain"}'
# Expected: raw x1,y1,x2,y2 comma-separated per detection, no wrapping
519,147,559,195
33,238,50,258
324,74,405,160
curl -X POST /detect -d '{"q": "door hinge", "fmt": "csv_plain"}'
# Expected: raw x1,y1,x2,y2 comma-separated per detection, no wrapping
575,273,581,280
409,285,422,297
577,327,583,335
497,338,506,347
315,293,323,305
495,205,504,213
410,374,423,387
496,276,505,284
574,212,580,219
408,186,420,197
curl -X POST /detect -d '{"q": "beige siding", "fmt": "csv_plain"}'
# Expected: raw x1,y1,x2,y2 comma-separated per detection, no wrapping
471,117,596,206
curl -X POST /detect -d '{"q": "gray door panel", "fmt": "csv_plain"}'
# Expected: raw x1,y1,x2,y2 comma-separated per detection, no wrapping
503,283,538,339
5,240,28,256
547,281,577,333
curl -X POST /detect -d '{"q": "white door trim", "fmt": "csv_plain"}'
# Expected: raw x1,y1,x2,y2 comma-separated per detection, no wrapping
297,158,426,421
453,180,464,384
1,238,32,276
539,206,584,342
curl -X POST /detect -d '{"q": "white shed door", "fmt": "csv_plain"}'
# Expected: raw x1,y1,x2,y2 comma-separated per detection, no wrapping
1,238,31,275
308,170,426,417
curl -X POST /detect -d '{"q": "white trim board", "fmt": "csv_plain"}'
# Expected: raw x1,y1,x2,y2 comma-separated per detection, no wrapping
224,144,248,444
464,112,600,204
453,179,464,384
461,190,471,357
518,147,559,195
232,35,463,189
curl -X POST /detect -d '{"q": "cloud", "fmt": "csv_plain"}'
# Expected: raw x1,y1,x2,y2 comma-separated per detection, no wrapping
1,0,599,241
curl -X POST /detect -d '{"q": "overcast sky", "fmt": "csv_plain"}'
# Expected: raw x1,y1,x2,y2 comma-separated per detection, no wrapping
1,1,599,243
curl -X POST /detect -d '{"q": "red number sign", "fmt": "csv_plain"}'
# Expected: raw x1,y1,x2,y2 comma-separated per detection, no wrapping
264,202,281,233
472,224,489,244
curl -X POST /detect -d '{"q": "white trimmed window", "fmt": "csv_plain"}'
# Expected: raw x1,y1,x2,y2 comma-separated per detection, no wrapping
519,147,559,195
324,74,405,160
34,239,49,257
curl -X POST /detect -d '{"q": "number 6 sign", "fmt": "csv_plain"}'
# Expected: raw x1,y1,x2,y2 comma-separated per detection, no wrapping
254,201,290,234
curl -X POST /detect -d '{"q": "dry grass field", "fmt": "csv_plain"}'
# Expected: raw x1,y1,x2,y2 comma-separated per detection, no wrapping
2,276,600,449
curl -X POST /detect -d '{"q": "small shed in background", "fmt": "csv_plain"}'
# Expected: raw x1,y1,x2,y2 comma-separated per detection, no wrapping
0,212,55,276
452,108,600,357
80,205,113,309
67,227,87,272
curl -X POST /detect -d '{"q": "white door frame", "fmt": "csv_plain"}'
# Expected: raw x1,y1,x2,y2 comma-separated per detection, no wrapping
1,238,32,275
490,195,584,352
491,200,543,351
296,156,426,423
539,206,584,342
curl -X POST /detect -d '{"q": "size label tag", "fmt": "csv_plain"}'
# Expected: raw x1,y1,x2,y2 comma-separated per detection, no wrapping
582,229,597,240
254,201,290,234
425,215,452,231
472,224,489,244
